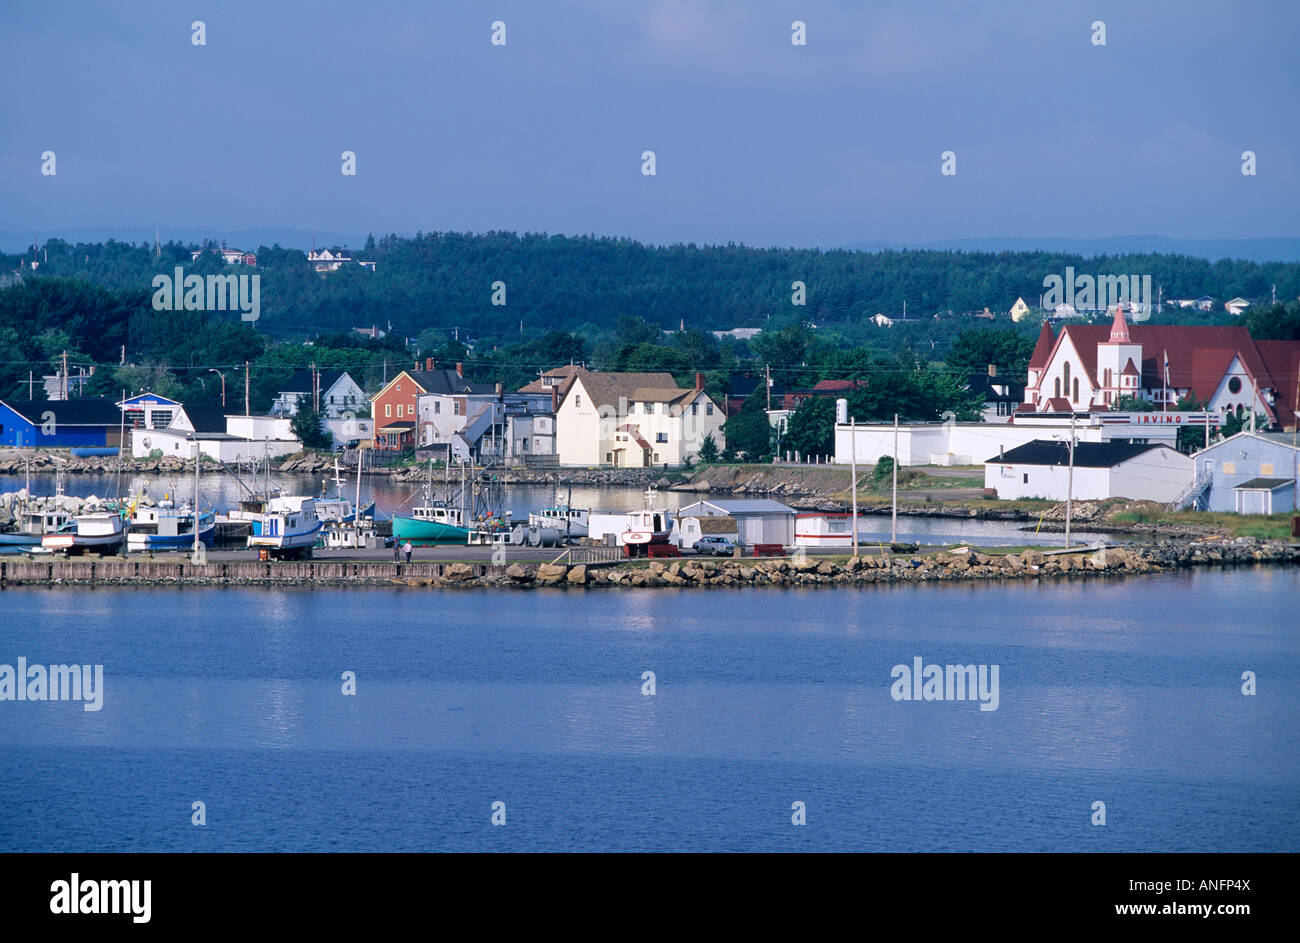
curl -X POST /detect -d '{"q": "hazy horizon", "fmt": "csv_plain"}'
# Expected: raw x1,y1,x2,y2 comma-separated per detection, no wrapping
3,1,1297,251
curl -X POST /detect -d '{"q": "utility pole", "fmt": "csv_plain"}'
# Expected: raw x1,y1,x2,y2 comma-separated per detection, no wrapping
120,345,125,365
244,361,250,416
891,412,898,545
1065,413,1076,550
765,364,771,412
850,415,859,557
62,350,68,400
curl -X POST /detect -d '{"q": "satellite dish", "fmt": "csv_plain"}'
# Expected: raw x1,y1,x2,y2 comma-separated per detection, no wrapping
141,436,151,448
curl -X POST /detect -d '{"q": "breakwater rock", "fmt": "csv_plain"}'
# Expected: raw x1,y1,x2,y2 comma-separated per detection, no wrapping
4,538,1295,589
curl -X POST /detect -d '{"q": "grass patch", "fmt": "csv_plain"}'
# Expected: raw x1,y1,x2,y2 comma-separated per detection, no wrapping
1110,508,1294,539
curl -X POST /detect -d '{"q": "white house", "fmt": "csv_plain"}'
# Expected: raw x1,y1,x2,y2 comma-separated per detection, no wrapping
1225,297,1251,316
417,388,554,464
132,406,300,462
117,392,182,431
553,368,725,467
984,440,1192,503
271,369,367,419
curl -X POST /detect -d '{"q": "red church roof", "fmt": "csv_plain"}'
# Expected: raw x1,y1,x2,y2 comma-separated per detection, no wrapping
1028,321,1054,369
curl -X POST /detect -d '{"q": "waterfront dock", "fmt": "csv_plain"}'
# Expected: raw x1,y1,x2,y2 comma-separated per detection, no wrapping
3,538,1297,588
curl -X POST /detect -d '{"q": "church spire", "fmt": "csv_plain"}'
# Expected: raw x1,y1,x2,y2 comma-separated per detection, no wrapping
1107,304,1131,343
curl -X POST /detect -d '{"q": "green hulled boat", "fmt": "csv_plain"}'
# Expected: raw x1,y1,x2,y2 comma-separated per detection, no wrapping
391,504,471,544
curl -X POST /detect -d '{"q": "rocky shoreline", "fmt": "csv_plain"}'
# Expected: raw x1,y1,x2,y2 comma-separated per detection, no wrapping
6,538,1295,589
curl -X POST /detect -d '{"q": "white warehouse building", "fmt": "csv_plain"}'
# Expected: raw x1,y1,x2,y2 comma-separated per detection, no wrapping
984,440,1193,503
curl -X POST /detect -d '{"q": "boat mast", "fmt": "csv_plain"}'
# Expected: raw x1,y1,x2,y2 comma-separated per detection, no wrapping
192,441,201,557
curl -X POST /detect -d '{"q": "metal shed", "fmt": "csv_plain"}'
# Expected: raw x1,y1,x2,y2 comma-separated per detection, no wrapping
675,498,796,547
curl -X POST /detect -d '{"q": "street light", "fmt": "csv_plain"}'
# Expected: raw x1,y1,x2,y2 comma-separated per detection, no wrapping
209,369,226,407
1050,412,1078,549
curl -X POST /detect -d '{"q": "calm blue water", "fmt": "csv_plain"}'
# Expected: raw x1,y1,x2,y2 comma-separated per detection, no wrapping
1,568,1296,851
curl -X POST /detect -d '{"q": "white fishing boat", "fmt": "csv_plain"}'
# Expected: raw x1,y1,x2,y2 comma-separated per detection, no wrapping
126,501,215,551
620,488,675,557
41,511,127,555
245,495,323,559
528,481,589,537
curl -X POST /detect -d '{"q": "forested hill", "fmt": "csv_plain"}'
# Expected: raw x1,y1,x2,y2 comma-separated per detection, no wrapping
4,232,1298,342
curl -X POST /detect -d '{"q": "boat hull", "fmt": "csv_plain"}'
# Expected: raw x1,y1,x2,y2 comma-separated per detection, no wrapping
391,516,470,544
127,523,216,551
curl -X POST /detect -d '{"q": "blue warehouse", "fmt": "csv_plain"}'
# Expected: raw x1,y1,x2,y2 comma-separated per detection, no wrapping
1186,432,1300,514
0,398,126,448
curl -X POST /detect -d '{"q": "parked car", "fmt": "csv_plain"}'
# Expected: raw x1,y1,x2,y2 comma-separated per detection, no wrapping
694,535,737,556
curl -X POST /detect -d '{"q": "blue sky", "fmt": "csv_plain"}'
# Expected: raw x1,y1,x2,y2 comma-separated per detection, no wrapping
2,0,1297,250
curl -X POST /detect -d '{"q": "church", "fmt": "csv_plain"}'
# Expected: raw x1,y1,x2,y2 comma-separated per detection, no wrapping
1020,308,1300,430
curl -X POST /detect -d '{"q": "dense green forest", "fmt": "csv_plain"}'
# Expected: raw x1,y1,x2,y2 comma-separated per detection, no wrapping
5,232,1298,349
3,234,1299,455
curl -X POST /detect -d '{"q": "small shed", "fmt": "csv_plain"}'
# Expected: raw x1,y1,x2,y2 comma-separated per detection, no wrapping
676,498,796,547
1234,478,1294,515
671,514,739,550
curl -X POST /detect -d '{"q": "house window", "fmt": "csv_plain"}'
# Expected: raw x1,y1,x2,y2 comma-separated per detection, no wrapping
385,404,392,418
691,403,699,415
1261,463,1274,476
656,432,668,443
1063,361,1071,395
575,395,582,407
434,402,440,414
1072,378,1079,403
1222,462,1236,474
644,402,653,414
653,453,660,463
605,452,612,463
1054,378,1061,398
396,384,401,391
706,403,714,415
1023,473,1029,484
1104,368,1112,388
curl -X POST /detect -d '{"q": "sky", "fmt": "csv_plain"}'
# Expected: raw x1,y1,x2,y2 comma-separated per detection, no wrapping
2,0,1297,252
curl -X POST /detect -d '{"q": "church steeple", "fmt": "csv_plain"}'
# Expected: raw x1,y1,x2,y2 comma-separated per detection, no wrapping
1107,305,1131,344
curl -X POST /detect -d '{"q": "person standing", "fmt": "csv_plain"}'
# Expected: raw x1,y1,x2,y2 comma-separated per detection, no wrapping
393,540,401,563
404,540,413,564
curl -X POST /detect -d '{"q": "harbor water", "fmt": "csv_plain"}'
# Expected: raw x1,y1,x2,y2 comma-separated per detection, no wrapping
1,567,1295,851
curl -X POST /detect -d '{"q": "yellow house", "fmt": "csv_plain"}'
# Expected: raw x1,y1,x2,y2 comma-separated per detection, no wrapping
1010,297,1034,322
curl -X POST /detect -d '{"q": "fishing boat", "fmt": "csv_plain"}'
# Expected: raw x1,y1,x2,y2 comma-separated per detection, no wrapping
245,495,323,559
41,511,127,555
528,480,589,538
126,502,215,551
0,505,74,548
621,488,675,557
315,459,376,524
392,460,473,545
392,503,471,544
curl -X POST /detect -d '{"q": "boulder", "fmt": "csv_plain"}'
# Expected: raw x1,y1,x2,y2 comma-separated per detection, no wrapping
535,563,569,585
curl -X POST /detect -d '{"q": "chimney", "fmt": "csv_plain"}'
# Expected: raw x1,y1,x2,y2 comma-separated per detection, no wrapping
455,362,463,378
988,363,997,377
495,382,503,401
425,357,434,371
550,386,558,413
695,371,704,392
